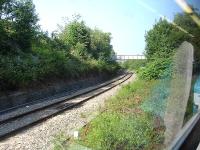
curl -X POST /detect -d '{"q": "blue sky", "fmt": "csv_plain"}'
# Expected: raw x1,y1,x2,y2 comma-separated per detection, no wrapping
32,0,199,55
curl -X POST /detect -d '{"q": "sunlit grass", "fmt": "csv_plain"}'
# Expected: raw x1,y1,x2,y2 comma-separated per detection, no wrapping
78,79,165,150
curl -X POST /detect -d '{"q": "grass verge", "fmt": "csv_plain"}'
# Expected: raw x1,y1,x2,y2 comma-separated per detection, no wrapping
78,79,165,150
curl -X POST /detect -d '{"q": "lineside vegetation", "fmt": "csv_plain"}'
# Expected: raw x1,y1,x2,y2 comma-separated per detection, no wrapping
76,8,200,150
0,0,119,91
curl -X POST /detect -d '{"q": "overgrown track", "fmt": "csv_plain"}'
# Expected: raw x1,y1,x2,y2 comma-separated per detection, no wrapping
0,73,132,139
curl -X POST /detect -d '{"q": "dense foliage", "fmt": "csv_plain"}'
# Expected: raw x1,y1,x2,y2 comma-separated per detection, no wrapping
145,19,189,60
139,9,200,80
0,0,38,54
90,29,115,61
0,0,119,90
138,58,172,80
59,18,115,61
173,11,200,72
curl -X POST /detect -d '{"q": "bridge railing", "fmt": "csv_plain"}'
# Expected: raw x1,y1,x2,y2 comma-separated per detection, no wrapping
114,55,146,60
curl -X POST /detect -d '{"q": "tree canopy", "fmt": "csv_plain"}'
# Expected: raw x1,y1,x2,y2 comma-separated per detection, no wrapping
139,9,200,80
144,19,190,60
0,0,38,54
90,29,114,61
58,17,115,61
174,11,200,70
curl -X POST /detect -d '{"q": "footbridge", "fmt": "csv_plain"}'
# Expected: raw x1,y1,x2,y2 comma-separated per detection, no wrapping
114,55,146,62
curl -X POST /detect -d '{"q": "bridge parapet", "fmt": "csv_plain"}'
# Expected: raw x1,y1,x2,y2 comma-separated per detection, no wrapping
114,55,146,61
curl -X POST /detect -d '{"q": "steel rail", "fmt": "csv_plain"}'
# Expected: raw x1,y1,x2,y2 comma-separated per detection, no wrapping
0,73,127,123
0,73,132,139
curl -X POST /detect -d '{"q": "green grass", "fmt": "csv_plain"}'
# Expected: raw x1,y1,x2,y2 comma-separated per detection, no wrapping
52,133,70,150
78,79,165,150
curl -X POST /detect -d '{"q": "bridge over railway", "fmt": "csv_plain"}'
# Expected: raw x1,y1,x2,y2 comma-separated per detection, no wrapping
114,55,146,62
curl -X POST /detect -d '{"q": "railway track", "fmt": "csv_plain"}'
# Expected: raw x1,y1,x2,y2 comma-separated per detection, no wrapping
0,73,132,139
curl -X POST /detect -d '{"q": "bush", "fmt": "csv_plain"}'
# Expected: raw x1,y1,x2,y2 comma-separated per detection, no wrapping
145,19,189,60
83,113,154,150
0,50,119,90
138,58,172,80
0,54,38,89
142,17,192,80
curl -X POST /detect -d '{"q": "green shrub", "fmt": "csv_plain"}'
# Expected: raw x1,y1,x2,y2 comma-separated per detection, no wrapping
145,19,189,60
138,58,172,80
0,54,40,89
0,49,119,90
83,113,154,150
142,17,192,80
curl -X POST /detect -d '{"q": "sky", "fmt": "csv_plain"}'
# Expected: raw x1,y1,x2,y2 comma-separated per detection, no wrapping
32,0,200,55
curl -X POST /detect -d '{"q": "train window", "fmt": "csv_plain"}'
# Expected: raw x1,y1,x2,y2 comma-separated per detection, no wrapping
0,0,200,149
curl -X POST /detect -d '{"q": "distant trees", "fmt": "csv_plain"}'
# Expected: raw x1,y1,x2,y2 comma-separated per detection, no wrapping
59,17,91,56
58,17,115,61
90,29,114,61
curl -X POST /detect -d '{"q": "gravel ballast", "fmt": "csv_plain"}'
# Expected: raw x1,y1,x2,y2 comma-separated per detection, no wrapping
0,74,136,150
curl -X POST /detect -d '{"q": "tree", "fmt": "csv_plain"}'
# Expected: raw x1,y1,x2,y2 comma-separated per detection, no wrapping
90,29,114,61
140,17,192,80
58,16,115,61
0,0,15,54
13,0,38,51
59,18,91,52
145,18,189,60
174,10,200,71
0,0,38,54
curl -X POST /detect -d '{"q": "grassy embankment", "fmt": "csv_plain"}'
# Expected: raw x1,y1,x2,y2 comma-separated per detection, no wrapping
77,59,172,149
52,60,166,150
78,79,165,150
53,8,200,148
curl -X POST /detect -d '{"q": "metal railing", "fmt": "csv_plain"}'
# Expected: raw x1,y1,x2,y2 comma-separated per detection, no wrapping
114,55,146,60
